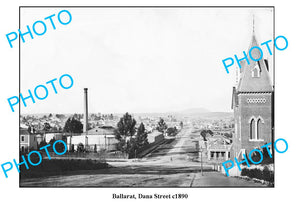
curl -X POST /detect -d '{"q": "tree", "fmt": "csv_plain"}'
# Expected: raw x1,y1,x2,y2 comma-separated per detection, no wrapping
27,126,36,134
73,113,80,120
43,122,51,132
77,143,84,152
94,144,97,153
56,114,65,119
136,123,148,148
200,129,214,141
63,117,83,133
53,140,66,153
116,140,126,152
200,130,207,141
114,112,137,152
47,137,56,152
123,123,149,159
180,121,183,129
21,116,27,123
46,137,65,153
166,127,178,136
39,140,47,149
157,118,167,133
126,138,138,158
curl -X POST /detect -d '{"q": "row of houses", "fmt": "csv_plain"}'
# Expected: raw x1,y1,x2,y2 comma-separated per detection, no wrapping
20,128,65,152
20,125,164,153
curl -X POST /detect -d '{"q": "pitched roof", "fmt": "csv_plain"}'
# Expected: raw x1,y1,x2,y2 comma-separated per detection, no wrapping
20,128,30,135
148,130,163,137
237,34,273,93
87,126,115,135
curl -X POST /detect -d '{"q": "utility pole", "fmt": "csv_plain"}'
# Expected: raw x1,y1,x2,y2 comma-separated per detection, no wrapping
200,146,203,176
198,132,204,176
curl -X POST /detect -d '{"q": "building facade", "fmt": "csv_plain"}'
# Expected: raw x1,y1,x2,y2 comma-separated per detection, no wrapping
231,33,274,161
67,134,118,152
148,131,164,144
207,135,231,161
20,128,39,152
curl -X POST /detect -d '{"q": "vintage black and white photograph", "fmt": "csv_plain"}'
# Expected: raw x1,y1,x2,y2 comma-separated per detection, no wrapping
19,7,274,187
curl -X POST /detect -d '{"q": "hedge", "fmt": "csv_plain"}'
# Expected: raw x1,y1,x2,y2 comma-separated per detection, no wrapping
241,166,274,183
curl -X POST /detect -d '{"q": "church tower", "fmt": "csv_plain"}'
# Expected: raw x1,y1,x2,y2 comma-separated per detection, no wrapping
231,27,274,160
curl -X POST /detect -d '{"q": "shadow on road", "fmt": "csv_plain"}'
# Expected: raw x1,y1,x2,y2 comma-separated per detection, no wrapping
21,162,214,180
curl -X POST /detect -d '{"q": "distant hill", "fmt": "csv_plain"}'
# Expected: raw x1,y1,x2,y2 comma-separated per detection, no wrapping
197,112,233,119
173,108,232,119
176,108,210,115
22,109,233,120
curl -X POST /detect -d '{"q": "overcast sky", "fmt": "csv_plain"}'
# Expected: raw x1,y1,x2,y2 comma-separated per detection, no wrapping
20,7,273,114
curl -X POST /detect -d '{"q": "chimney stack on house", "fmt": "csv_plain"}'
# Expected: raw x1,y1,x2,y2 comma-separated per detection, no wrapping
83,88,88,133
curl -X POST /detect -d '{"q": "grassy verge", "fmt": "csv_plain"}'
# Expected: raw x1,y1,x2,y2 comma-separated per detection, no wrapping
20,159,110,179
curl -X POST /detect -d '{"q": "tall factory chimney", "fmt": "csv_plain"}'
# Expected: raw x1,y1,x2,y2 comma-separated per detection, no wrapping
83,88,88,133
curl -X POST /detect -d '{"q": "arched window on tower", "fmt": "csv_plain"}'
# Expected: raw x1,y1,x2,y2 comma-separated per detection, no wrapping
257,118,262,139
250,118,255,140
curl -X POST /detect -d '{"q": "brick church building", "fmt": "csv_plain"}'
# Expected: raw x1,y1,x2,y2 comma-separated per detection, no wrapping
231,32,274,161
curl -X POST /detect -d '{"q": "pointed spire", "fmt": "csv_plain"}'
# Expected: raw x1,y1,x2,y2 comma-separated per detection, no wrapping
236,14,273,93
247,14,258,52
252,14,255,35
